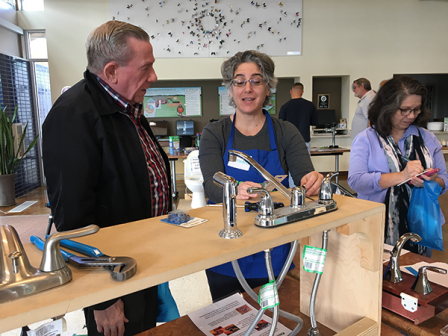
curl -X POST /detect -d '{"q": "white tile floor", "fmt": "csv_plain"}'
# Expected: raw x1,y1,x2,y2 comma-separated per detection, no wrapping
1,199,213,336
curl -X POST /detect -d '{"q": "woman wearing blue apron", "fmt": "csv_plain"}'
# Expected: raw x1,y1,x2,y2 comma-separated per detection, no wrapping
199,50,323,301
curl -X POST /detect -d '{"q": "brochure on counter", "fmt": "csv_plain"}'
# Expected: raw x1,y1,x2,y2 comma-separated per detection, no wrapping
188,293,291,336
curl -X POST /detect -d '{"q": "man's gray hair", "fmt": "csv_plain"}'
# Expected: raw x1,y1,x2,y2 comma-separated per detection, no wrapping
86,20,149,74
221,50,278,108
352,78,372,91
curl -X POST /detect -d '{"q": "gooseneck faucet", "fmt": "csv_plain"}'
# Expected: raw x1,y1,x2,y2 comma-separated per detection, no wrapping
213,172,243,239
385,232,422,283
0,224,99,303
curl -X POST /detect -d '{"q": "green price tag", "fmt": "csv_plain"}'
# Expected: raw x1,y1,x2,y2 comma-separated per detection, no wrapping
258,280,279,310
303,245,327,274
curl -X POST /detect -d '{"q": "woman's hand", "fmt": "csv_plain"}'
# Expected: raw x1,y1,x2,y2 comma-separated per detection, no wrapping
402,160,424,180
236,181,262,200
300,171,324,196
410,169,438,188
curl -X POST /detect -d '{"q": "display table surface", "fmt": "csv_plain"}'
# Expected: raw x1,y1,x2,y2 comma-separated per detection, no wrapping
0,193,385,335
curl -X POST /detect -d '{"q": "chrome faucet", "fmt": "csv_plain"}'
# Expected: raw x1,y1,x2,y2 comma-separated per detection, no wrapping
0,224,99,304
213,172,243,239
227,150,338,227
319,172,338,205
384,232,422,283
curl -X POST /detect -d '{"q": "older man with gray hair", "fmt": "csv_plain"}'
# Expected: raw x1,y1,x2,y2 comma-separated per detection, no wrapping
43,20,172,336
351,78,376,138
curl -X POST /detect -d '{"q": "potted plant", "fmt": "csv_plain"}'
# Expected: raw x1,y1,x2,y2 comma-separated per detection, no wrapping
0,106,39,206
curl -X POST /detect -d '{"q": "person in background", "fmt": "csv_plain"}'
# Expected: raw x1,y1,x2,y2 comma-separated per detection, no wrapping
279,82,318,187
43,21,172,336
351,77,376,139
199,50,323,301
348,76,448,254
278,82,317,153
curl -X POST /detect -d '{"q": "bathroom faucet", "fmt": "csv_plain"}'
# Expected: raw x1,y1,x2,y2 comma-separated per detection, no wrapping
213,172,243,239
384,232,422,283
0,224,99,303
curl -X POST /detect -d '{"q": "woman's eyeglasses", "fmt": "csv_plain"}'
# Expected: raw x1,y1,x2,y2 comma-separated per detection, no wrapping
398,106,421,117
231,78,266,87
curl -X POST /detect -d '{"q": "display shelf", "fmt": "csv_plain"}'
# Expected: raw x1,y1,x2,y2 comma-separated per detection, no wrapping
0,194,385,335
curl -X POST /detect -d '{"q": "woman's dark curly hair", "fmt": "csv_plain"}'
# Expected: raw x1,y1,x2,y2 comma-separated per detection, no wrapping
368,76,431,138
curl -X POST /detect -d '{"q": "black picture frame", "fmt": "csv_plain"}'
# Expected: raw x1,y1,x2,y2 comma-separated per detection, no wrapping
318,94,330,109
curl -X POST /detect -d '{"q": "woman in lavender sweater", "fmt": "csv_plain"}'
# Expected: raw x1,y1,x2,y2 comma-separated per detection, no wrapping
348,76,448,254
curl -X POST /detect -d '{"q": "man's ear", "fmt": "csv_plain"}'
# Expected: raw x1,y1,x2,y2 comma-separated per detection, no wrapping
102,62,119,84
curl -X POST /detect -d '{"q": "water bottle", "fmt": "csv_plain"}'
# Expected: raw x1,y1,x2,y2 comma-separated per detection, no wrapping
195,133,201,149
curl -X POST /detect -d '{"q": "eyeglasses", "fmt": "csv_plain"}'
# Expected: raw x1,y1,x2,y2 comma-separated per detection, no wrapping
231,78,266,87
398,106,421,117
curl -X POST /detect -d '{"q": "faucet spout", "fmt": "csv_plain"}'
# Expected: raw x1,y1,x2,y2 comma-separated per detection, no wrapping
385,232,422,283
228,150,291,201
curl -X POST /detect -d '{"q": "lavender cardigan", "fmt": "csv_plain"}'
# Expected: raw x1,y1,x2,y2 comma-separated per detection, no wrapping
348,125,448,222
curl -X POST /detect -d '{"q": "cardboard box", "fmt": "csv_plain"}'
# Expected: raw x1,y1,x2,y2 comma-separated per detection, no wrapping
169,136,180,155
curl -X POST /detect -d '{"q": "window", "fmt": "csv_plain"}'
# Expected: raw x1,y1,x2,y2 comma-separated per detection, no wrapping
20,0,44,11
28,32,48,59
0,0,15,9
24,30,52,184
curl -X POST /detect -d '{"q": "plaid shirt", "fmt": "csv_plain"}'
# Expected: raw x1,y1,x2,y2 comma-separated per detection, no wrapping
96,76,170,216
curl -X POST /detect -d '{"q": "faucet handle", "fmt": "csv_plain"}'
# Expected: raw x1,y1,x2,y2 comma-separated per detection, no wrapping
247,187,274,216
40,224,100,272
411,265,447,295
319,172,338,204
291,186,306,208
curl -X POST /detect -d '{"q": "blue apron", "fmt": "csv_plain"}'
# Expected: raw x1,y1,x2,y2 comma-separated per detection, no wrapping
209,111,293,278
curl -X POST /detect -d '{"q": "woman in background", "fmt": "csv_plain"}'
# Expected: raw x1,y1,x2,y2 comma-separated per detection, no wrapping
199,50,323,300
348,76,448,254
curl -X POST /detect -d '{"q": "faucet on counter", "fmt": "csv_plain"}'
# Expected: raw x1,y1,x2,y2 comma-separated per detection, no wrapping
384,232,422,284
0,224,99,304
213,171,243,239
228,150,338,227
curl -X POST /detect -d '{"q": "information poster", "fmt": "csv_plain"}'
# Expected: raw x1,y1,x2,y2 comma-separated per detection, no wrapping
143,87,202,117
218,86,276,116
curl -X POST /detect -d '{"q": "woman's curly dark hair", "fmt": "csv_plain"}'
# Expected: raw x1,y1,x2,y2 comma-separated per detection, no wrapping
368,76,431,138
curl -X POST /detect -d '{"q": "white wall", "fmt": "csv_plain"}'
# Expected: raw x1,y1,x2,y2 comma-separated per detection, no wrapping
0,6,21,56
18,0,448,172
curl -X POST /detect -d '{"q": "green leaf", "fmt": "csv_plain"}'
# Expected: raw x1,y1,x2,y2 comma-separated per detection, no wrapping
0,106,39,175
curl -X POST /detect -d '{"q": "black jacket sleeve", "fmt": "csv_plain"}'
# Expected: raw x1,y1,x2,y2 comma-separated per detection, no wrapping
43,104,101,232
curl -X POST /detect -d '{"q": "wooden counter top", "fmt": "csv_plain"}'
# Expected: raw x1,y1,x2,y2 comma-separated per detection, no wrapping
0,194,384,332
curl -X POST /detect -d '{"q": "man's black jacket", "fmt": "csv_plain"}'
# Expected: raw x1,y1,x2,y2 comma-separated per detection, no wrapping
43,70,172,232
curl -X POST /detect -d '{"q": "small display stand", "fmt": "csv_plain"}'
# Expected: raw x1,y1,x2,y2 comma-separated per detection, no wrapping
382,265,448,325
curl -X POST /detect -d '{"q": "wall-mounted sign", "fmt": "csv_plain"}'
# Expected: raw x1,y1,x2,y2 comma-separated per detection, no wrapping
317,94,330,109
